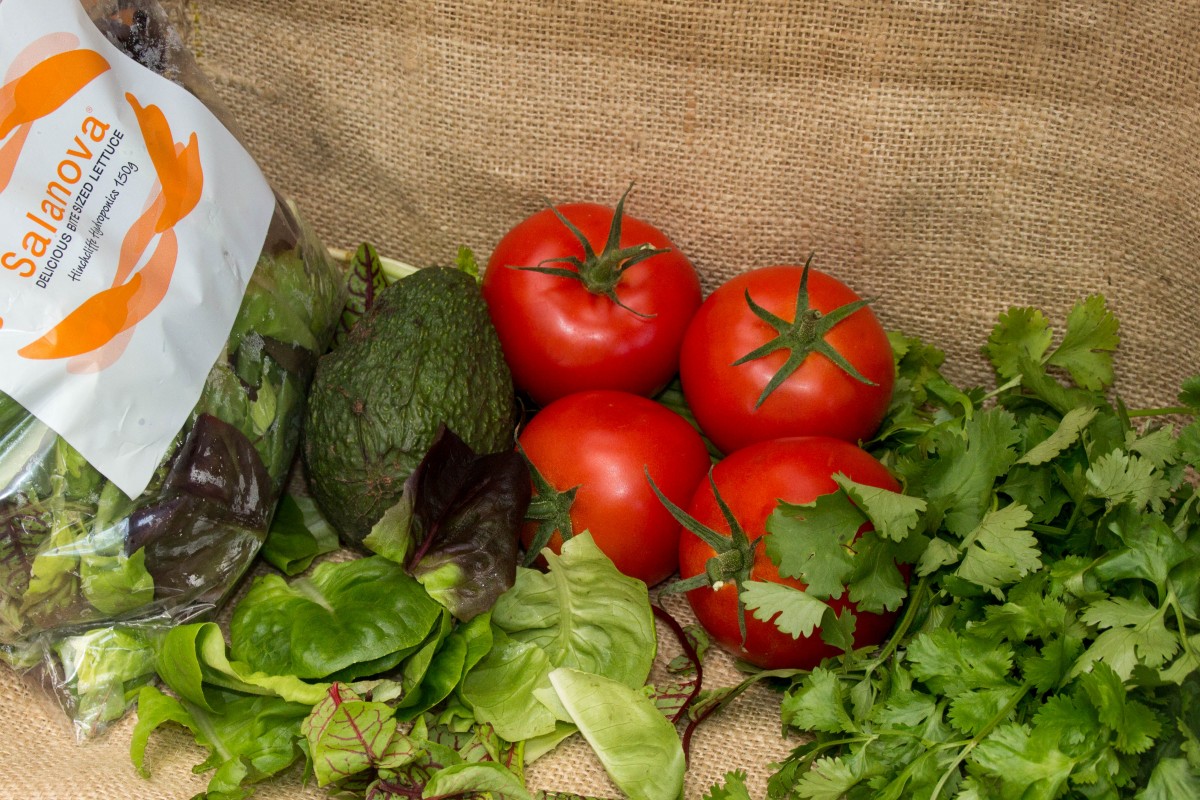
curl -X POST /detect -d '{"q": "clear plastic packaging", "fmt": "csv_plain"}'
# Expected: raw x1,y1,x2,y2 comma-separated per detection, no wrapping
0,0,346,737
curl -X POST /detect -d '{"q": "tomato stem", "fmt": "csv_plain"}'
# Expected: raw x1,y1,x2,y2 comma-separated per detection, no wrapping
517,443,579,565
509,184,668,318
733,253,877,409
650,467,760,645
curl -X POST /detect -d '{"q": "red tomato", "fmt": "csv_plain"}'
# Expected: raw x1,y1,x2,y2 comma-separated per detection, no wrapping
678,436,903,670
679,262,894,455
519,390,711,586
482,193,701,406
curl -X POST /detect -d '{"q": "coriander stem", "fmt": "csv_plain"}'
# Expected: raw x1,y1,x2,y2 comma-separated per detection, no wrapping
930,682,1032,800
1126,406,1194,418
980,376,1023,403
1167,584,1199,664
860,575,931,674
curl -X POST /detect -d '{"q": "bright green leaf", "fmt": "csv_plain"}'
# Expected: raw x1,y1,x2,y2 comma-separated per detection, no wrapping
1087,451,1172,513
984,307,1053,380
955,503,1040,591
766,493,860,598
1017,406,1098,466
550,667,685,800
834,474,926,542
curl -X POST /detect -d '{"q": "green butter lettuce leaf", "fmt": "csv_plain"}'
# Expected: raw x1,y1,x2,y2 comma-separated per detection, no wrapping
490,532,656,687
131,684,309,800
550,667,685,800
396,611,492,719
423,762,533,800
157,622,331,707
461,626,560,742
229,556,442,679
261,493,340,576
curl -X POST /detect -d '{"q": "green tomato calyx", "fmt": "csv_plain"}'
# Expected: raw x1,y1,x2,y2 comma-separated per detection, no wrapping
651,468,759,646
519,443,580,564
734,253,877,408
512,184,667,318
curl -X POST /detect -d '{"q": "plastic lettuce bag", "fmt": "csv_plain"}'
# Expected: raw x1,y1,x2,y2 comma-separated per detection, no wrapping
0,0,346,736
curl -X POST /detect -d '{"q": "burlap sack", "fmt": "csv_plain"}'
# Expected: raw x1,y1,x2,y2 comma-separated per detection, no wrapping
4,1,1199,798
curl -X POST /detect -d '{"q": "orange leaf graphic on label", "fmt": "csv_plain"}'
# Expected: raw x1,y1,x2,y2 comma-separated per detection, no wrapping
125,93,204,232
18,92,204,364
113,190,165,288
18,230,177,361
0,121,30,194
0,48,110,140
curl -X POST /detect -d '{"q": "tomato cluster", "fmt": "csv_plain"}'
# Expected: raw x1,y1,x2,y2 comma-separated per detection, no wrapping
481,189,908,670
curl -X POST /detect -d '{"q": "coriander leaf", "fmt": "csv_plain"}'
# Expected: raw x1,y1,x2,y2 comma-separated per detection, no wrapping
872,693,939,736
969,723,1077,798
1077,661,1163,754
1077,598,1178,679
1086,450,1172,513
921,407,1022,538
907,629,1014,697
705,770,754,800
845,535,909,613
1095,508,1190,592
741,580,832,641
955,503,1040,592
833,474,926,542
917,537,961,576
1017,406,1098,466
1177,420,1200,472
1140,757,1200,800
1030,692,1098,752
1021,635,1084,694
1180,376,1200,411
1127,426,1180,471
793,755,863,800
819,606,857,653
1047,294,1119,390
779,667,855,733
984,307,1053,380
948,686,1025,736
766,492,859,599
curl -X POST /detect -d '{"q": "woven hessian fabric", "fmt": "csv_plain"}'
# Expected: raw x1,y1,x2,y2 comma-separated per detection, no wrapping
3,1,1199,798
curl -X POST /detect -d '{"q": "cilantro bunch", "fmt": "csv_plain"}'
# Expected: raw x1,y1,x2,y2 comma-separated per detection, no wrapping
720,296,1200,799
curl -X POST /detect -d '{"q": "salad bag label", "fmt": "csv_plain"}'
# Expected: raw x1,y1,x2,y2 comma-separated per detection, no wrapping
0,0,273,497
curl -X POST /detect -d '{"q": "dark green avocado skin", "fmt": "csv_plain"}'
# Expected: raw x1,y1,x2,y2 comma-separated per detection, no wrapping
303,267,515,544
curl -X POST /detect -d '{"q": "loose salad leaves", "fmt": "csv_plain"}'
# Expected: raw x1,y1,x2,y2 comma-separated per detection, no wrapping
729,295,1200,799
132,532,678,800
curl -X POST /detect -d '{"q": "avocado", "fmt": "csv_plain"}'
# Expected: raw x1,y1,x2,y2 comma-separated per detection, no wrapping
303,266,515,544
